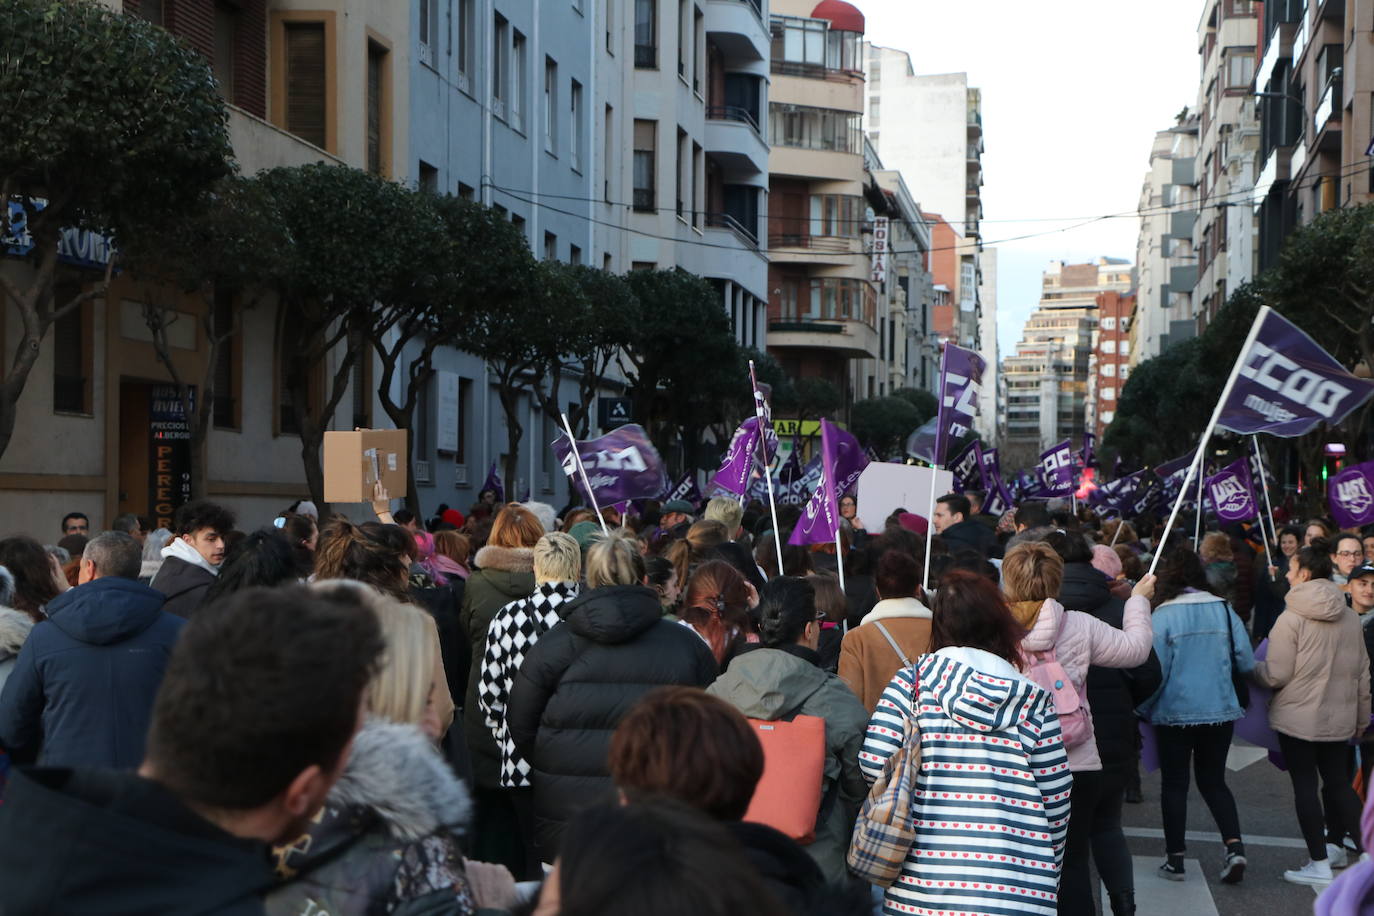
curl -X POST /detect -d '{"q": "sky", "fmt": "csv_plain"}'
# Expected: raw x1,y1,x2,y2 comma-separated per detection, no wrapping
856,0,1205,357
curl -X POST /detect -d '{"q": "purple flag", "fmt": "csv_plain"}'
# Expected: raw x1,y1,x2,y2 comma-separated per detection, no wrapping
1329,460,1374,529
790,420,870,546
553,424,670,504
934,344,987,467
709,416,778,496
950,441,984,493
1205,459,1258,523
979,449,1014,517
1037,440,1076,497
1218,308,1374,437
1081,432,1098,470
664,471,702,507
481,462,505,503
904,415,940,463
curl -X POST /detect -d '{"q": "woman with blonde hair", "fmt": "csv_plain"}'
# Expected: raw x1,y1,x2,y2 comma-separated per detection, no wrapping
1003,539,1155,912
267,582,515,916
460,502,545,875
508,532,717,863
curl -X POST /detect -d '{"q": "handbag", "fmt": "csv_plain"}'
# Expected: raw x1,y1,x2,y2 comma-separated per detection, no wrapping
742,714,827,844
1223,602,1250,709
847,665,921,887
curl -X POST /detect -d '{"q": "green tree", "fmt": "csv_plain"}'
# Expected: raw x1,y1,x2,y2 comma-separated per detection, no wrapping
119,177,287,500
891,387,938,424
0,0,232,459
792,377,844,422
850,396,922,458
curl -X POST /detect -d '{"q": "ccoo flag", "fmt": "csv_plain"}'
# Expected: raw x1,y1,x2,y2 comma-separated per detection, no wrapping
553,424,670,504
1037,440,1076,497
933,344,987,467
1329,460,1374,529
790,420,869,546
1218,307,1374,437
709,416,778,497
1204,459,1257,523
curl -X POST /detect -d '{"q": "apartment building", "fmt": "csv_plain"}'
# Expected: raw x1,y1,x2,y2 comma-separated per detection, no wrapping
764,0,878,403
867,157,938,397
1254,0,1374,271
1088,291,1135,440
1132,114,1200,365
1002,259,1132,453
1193,0,1260,327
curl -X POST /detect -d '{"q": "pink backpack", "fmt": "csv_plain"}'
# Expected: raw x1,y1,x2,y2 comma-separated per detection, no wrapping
1024,610,1092,750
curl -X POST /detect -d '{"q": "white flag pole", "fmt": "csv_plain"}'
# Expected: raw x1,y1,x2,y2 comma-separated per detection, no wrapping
560,413,609,537
1194,460,1206,548
748,361,785,578
835,528,847,591
1148,306,1270,576
1252,434,1279,581
1110,515,1126,547
922,469,939,592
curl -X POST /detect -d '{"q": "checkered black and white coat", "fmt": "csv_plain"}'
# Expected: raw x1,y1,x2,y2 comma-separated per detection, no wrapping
477,580,579,788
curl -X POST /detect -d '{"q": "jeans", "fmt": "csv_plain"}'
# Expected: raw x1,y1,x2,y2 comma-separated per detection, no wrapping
1277,733,1365,861
1059,767,1134,915
1155,722,1242,853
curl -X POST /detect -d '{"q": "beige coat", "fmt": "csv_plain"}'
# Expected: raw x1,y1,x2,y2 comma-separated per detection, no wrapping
838,597,932,713
1255,578,1371,742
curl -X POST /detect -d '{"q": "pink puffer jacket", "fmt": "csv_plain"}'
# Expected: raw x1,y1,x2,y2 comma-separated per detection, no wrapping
1019,596,1153,772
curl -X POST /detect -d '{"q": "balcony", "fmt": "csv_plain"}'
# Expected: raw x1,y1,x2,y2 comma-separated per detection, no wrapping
706,105,768,176
706,211,760,248
967,108,982,136
1313,79,1342,148
768,232,862,266
706,0,769,63
1254,24,1290,92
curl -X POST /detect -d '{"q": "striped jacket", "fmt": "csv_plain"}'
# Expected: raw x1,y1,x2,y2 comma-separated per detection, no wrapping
859,647,1072,916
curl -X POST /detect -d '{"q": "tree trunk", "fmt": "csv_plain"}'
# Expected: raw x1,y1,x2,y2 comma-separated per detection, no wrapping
499,382,524,503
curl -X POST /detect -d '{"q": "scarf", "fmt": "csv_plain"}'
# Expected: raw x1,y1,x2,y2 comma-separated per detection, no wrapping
1009,599,1044,630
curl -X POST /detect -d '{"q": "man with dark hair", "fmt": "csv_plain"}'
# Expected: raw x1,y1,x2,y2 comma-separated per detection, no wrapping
1015,500,1052,533
150,499,236,617
61,511,89,538
0,532,183,769
391,508,419,534
933,493,998,558
0,586,384,914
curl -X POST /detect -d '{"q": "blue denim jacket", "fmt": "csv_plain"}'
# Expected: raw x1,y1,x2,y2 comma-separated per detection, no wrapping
1136,591,1255,726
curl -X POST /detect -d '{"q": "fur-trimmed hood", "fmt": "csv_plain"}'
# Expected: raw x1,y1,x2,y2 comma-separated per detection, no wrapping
327,718,471,841
0,604,33,662
473,544,534,575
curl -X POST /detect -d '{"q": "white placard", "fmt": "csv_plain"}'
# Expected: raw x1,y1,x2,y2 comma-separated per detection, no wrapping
436,371,460,454
855,463,954,532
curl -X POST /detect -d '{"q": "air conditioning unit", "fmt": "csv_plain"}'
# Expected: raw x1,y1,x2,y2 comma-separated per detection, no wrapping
414,460,432,484
454,465,468,486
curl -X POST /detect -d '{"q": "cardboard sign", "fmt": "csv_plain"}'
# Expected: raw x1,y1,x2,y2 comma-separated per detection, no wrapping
854,463,955,533
324,429,408,504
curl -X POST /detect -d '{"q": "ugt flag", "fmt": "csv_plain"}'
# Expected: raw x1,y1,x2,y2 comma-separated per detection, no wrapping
553,424,669,504
1218,307,1374,437
709,416,778,496
1329,460,1374,529
791,420,869,546
1204,459,1257,523
933,344,986,467
1037,440,1076,496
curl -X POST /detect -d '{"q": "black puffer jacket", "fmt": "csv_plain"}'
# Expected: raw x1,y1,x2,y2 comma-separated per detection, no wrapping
507,584,716,858
1058,562,1162,769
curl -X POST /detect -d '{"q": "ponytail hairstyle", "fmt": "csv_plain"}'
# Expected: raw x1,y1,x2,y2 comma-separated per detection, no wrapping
282,514,318,577
1295,537,1333,581
314,518,411,602
664,519,730,594
753,576,817,649
585,532,648,589
679,560,752,664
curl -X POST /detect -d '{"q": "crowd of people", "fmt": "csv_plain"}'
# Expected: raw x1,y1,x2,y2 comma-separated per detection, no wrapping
0,483,1373,915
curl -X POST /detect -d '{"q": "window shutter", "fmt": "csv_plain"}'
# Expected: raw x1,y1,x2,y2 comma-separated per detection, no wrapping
285,23,327,149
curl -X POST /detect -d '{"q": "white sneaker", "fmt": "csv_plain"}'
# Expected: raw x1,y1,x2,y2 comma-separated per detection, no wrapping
1284,860,1334,886
1327,844,1350,869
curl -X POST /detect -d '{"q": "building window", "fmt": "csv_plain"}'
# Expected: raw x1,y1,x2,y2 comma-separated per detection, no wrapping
52,282,90,415
770,15,861,74
603,104,614,201
806,194,863,239
1102,363,1116,378
691,140,701,228
418,0,439,65
605,0,615,53
458,181,475,200
493,14,509,117
677,0,689,78
350,350,370,429
1119,367,1130,382
1101,409,1114,424
1101,339,1115,354
456,377,472,464
1101,387,1116,402
570,80,583,172
633,119,656,212
137,0,164,26
768,104,863,153
456,0,474,89
635,0,657,68
774,277,876,328
511,31,527,131
419,160,439,193
544,57,558,153
213,2,239,103
676,127,688,219
1100,316,1116,331
366,41,388,176
284,22,328,149
544,232,557,261
694,5,704,93
1226,52,1254,89
570,244,582,265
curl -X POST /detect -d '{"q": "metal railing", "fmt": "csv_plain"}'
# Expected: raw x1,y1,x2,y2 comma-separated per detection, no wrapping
706,105,761,133
769,59,861,82
705,212,759,247
768,233,854,251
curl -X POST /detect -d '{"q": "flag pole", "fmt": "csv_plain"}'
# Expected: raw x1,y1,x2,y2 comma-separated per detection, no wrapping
1252,434,1279,581
561,413,609,537
748,360,785,578
1194,459,1206,548
923,468,939,592
1110,516,1125,547
835,528,847,591
1148,306,1270,576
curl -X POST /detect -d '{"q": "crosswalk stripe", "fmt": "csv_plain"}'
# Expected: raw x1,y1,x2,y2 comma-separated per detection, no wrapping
1102,856,1219,915
1122,826,1308,849
1226,744,1268,771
